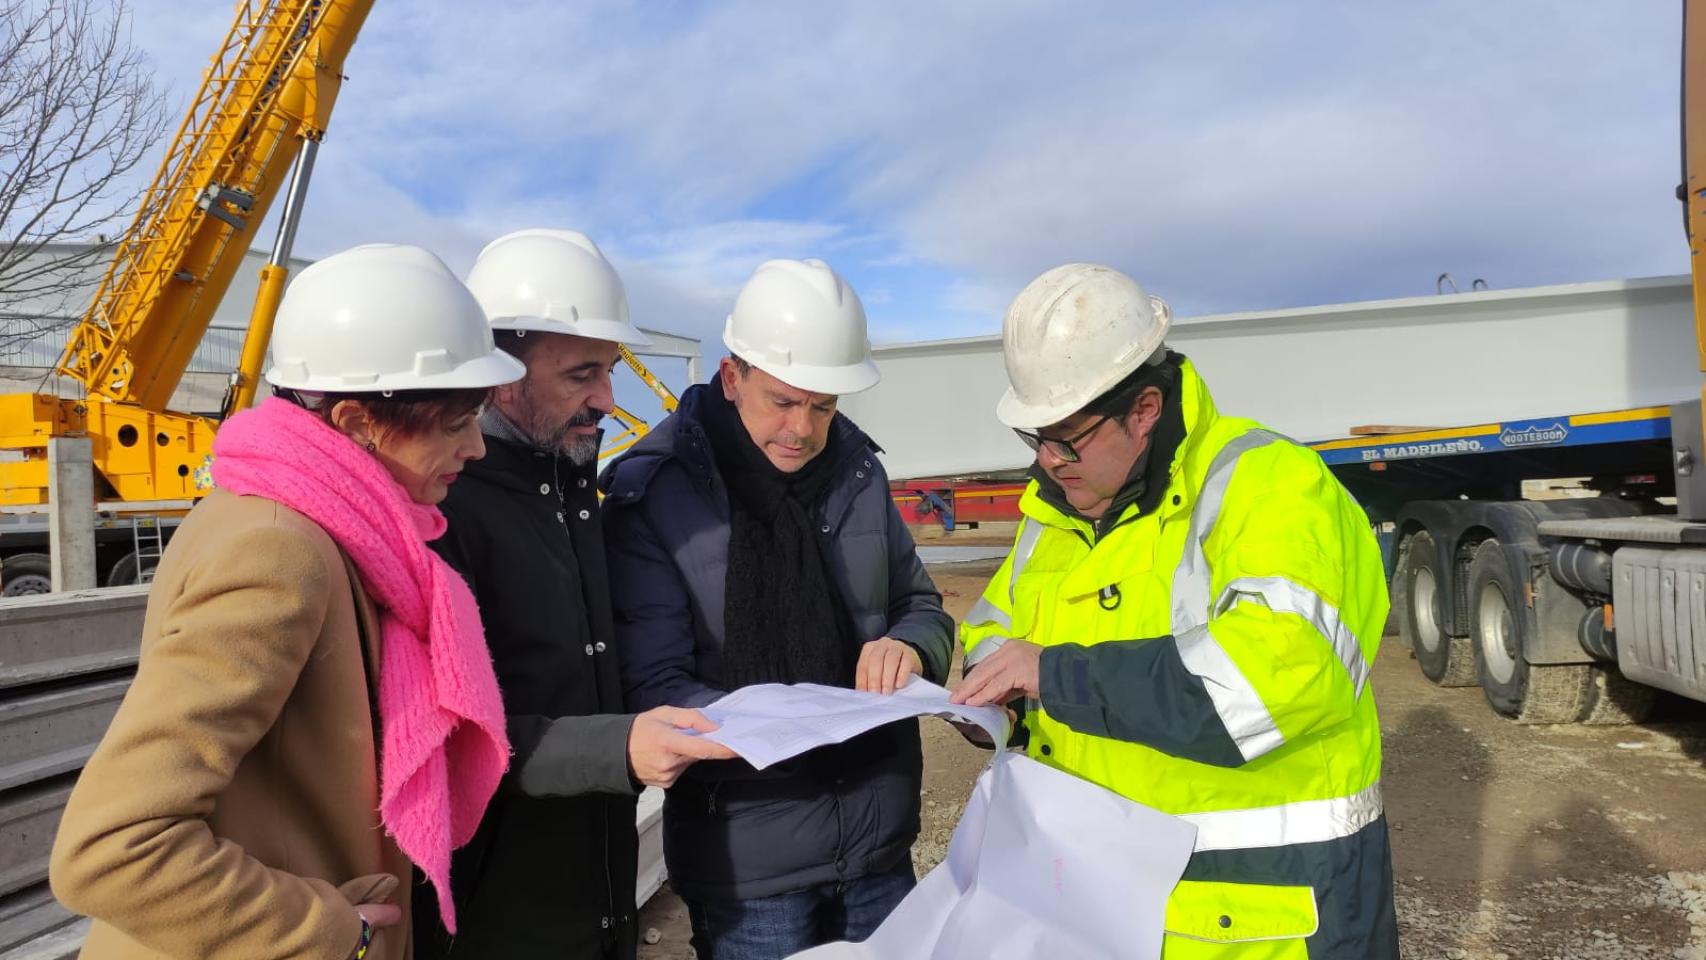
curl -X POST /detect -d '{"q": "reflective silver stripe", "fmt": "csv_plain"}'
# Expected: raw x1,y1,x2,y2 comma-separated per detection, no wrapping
963,635,1008,671
1215,575,1372,698
1169,429,1287,636
1180,779,1384,852
1006,519,1045,605
1168,430,1289,761
965,596,1011,632
962,518,1043,671
1175,623,1285,761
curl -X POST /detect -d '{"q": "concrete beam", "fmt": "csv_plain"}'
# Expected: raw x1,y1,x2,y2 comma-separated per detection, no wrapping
0,780,72,900
0,680,130,793
841,275,1698,480
45,441,93,593
0,887,81,958
0,587,147,690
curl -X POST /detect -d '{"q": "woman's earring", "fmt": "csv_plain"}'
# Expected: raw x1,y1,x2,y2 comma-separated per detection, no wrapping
365,440,377,454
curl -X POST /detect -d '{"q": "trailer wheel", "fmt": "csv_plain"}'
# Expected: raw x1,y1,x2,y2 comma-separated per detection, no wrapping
1468,539,1592,722
1400,531,1475,686
0,552,53,596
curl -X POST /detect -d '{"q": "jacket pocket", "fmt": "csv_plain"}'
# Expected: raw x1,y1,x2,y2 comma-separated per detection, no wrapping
1162,880,1317,957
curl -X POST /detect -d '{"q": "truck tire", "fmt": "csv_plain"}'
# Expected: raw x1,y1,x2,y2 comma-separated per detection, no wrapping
0,552,53,596
105,550,157,587
1468,539,1592,722
1580,665,1658,725
1514,663,1593,724
1399,531,1475,686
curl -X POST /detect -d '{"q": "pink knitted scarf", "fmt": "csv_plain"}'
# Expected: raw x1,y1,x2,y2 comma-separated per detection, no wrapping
211,397,508,932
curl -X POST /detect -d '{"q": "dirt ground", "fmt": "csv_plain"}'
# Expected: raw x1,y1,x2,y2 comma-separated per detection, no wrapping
638,558,1706,960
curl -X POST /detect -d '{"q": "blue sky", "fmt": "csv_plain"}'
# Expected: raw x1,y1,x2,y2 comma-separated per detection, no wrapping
121,1,1684,408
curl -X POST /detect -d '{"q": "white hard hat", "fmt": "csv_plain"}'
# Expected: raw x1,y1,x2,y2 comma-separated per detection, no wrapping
995,263,1172,429
265,243,525,392
722,258,879,396
465,228,651,346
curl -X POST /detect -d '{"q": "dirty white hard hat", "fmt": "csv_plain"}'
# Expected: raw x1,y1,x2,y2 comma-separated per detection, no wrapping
465,228,651,347
995,263,1172,429
265,243,525,392
722,258,880,396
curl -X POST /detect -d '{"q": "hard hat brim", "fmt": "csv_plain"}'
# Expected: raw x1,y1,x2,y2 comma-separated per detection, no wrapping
447,347,529,389
735,352,882,397
489,315,653,347
995,386,1095,430
266,345,525,393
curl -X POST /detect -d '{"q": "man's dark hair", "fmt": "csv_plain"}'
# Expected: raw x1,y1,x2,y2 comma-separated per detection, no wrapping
1087,349,1183,421
730,354,752,377
494,329,541,364
281,387,489,437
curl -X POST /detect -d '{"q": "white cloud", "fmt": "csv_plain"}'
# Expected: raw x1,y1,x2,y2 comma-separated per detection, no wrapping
610,218,853,345
115,0,1686,347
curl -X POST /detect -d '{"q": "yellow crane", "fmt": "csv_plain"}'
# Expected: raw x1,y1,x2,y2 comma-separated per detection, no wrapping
0,0,683,507
0,0,374,506
603,344,680,459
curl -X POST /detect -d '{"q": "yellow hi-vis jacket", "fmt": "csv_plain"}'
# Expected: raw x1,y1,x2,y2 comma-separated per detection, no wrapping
961,361,1396,959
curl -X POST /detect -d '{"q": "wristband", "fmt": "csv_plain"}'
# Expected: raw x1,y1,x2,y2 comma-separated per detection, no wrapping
352,915,373,960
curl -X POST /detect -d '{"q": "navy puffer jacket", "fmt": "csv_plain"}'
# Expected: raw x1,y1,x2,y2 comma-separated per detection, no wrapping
600,383,953,902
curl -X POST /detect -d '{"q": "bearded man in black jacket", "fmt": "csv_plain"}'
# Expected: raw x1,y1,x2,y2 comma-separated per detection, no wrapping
414,229,734,960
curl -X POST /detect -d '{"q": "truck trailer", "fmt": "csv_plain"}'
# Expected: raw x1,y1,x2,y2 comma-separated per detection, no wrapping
840,273,1706,723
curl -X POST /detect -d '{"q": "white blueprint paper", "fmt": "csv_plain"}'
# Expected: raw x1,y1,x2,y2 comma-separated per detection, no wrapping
690,680,1197,960
790,753,1197,960
697,679,1009,770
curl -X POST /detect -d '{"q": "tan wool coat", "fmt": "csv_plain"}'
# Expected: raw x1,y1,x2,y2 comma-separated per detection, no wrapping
50,489,415,960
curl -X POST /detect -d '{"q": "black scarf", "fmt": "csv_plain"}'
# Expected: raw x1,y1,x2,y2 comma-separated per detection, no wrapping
701,385,858,690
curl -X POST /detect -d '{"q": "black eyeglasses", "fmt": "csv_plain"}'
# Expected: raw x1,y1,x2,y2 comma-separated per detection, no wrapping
1012,414,1113,464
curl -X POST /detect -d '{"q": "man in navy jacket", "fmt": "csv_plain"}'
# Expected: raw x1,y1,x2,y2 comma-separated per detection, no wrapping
602,258,953,960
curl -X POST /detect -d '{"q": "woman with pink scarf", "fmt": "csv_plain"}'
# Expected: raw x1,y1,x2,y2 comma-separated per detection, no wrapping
51,244,525,960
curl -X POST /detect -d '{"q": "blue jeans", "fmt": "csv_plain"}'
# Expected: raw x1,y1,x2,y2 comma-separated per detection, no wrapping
686,859,916,960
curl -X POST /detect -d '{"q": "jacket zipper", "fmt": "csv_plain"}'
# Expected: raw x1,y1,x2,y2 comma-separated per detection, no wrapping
556,461,620,937
601,801,617,934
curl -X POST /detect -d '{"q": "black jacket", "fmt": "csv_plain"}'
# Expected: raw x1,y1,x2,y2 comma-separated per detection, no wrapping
600,384,955,902
414,434,639,960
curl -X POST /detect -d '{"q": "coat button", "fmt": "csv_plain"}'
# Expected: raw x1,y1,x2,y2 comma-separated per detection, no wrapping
1173,494,1182,506
595,641,607,653
585,644,595,656
579,509,591,520
1218,915,1232,929
855,471,865,479
1040,744,1052,756
578,478,588,488
820,524,830,534
864,460,872,468
556,512,565,523
539,483,551,495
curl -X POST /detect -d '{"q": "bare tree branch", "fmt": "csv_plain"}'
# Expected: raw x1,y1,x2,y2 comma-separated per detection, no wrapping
0,0,166,359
